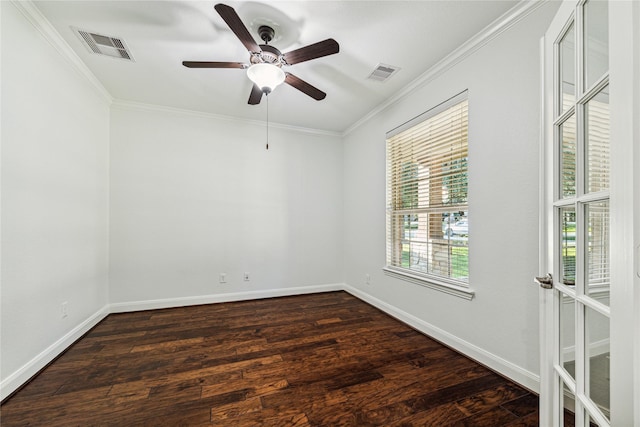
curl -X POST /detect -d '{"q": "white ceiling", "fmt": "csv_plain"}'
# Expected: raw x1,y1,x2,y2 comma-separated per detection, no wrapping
34,1,520,133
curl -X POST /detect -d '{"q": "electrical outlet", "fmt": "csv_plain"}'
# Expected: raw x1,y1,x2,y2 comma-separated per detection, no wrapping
243,272,250,281
365,274,371,285
219,273,227,284
61,302,68,318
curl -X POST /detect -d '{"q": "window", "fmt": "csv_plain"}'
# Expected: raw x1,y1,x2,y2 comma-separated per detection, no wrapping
385,91,472,298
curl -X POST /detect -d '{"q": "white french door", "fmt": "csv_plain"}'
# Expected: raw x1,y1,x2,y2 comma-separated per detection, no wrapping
539,0,638,426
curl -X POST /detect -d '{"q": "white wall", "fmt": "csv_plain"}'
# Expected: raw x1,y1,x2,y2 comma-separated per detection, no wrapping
1,2,110,397
108,105,343,307
343,3,560,390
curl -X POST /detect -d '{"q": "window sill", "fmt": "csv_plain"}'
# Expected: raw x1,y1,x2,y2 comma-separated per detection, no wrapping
382,267,475,300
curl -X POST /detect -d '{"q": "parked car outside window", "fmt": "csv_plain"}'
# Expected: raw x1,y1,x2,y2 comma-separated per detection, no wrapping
444,219,468,236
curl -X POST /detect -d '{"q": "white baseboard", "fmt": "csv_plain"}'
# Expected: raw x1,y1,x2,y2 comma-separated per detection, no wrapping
0,305,110,401
3,282,539,401
109,283,344,313
1,284,342,400
343,284,541,393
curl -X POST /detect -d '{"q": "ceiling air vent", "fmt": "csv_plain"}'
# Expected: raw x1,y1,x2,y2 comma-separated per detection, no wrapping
73,27,134,61
367,63,400,82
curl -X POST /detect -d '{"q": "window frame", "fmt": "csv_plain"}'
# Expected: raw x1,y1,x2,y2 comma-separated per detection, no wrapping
384,91,474,300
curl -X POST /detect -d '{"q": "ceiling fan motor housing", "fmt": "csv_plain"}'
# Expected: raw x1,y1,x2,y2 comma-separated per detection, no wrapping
251,44,283,66
250,26,283,66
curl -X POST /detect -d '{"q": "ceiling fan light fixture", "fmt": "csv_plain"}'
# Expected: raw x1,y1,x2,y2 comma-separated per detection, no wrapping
247,63,285,94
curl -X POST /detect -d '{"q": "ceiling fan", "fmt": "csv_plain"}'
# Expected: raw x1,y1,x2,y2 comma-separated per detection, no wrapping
182,3,340,105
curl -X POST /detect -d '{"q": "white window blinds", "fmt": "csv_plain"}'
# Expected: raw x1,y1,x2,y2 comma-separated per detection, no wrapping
386,92,469,285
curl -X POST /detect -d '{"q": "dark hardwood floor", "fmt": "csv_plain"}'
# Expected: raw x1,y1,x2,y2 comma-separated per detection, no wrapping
1,291,539,426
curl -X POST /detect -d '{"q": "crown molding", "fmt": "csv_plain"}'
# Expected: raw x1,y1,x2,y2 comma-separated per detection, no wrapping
10,0,113,103
111,99,343,138
343,0,548,137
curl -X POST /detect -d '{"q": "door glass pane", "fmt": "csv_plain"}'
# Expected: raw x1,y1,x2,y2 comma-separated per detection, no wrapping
560,297,576,381
560,207,576,286
586,201,610,305
559,23,576,114
584,0,609,90
586,86,610,193
585,306,610,421
560,115,577,198
561,381,576,426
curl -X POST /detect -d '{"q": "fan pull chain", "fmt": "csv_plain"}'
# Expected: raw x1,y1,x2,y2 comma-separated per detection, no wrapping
266,94,269,150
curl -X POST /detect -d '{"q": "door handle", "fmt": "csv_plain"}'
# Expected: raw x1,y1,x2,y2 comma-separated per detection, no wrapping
535,273,553,289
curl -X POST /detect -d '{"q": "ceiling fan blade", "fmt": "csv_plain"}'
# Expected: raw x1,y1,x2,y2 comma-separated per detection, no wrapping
248,84,263,105
182,61,247,69
283,39,339,65
214,3,261,53
284,73,326,101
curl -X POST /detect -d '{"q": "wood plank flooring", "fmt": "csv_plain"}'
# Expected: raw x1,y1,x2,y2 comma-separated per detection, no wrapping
1,291,539,426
